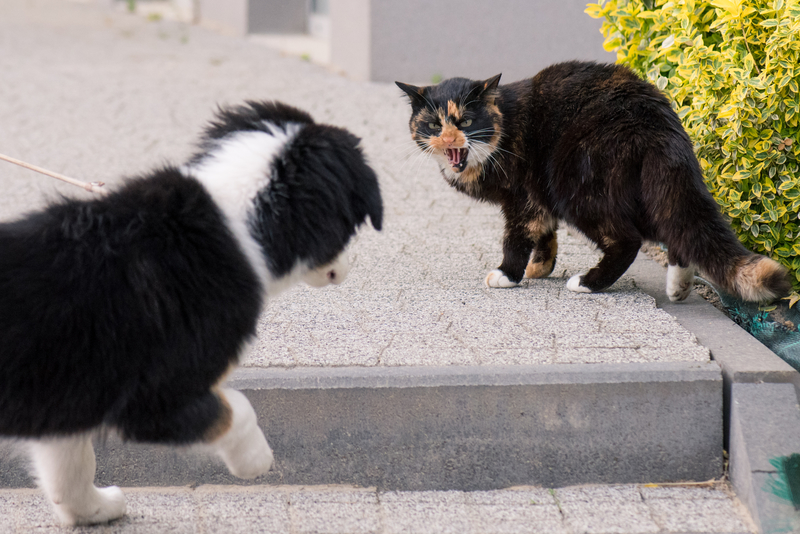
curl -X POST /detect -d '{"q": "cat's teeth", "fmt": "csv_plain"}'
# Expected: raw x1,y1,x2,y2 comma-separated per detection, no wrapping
446,148,468,168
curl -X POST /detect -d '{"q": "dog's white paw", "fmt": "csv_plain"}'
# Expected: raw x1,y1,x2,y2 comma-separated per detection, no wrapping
55,486,127,526
566,273,592,293
666,264,694,302
484,269,518,288
214,389,274,479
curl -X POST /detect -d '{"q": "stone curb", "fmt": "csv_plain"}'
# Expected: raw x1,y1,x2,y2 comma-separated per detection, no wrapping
629,252,800,532
1,359,722,491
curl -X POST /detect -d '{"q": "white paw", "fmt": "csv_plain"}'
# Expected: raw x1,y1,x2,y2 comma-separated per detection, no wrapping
56,486,127,526
666,264,695,302
484,269,518,288
224,429,274,479
566,273,592,293
214,389,274,479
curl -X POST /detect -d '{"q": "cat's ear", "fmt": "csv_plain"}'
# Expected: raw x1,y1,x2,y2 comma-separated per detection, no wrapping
395,81,428,108
479,74,502,95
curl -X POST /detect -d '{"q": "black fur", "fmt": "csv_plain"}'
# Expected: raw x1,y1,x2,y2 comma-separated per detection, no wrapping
190,100,315,163
0,169,260,442
192,101,383,278
250,123,384,277
0,101,383,444
398,61,790,300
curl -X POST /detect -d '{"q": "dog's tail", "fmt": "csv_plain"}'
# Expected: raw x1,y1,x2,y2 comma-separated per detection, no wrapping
643,149,791,303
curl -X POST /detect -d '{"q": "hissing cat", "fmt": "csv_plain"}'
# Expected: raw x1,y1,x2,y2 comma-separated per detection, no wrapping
397,61,790,302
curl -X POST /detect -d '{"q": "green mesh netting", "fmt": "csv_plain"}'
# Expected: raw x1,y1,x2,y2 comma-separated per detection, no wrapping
706,281,800,371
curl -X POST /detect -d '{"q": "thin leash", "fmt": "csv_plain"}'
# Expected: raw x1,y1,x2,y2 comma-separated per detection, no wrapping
0,153,107,194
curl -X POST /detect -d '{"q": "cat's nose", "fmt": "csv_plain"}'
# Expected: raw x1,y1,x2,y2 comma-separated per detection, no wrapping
441,133,456,144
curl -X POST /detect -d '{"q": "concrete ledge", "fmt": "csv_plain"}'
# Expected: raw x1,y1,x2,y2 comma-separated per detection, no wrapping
730,383,800,533
630,253,800,531
629,253,799,387
0,362,722,491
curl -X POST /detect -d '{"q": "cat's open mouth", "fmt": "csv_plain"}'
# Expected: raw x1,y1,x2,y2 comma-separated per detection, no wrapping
446,148,469,172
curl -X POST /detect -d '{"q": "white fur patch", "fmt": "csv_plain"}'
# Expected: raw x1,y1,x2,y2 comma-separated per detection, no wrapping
211,388,273,479
29,435,126,526
302,251,350,287
186,125,301,296
485,269,518,288
566,273,592,293
666,264,695,302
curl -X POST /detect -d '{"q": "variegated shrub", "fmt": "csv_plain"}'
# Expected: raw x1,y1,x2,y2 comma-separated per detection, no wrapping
587,0,800,304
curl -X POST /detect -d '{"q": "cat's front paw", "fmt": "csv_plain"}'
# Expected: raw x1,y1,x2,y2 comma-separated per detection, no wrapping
485,269,518,288
55,486,127,526
566,273,592,293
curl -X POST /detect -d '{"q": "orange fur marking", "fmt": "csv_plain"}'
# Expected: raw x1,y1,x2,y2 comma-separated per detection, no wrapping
458,166,481,185
526,234,558,279
526,258,555,279
526,216,557,239
428,123,467,151
447,100,461,121
733,255,789,302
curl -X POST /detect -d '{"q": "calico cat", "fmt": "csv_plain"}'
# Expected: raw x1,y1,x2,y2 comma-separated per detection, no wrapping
397,61,790,302
0,100,382,525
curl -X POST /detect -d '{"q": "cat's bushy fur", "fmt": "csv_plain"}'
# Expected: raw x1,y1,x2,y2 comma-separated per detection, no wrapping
397,61,790,302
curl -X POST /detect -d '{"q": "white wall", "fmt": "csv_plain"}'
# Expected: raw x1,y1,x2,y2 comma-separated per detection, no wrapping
198,0,248,35
331,0,615,84
330,0,372,82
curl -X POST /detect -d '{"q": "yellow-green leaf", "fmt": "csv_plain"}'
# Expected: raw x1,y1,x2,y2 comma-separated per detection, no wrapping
585,3,604,18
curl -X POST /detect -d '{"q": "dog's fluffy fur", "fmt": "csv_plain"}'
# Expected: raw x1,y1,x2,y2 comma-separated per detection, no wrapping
0,101,382,525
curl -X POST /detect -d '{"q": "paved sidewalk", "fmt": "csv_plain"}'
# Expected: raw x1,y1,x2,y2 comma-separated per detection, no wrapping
0,0,708,369
0,484,755,534
0,0,757,532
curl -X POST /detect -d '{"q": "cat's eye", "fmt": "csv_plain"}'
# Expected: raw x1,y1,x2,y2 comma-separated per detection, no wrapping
460,119,473,128
428,122,441,130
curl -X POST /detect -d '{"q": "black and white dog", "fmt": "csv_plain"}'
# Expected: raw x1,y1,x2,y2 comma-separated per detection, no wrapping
0,101,382,525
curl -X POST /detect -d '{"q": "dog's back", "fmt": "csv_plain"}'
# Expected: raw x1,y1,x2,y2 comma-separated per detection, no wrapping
0,168,263,440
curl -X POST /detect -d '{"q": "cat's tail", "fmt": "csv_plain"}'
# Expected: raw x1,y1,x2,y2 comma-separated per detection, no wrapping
643,150,792,303
724,254,792,302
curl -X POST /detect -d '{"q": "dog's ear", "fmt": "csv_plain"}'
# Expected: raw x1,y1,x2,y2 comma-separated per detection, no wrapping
396,81,428,109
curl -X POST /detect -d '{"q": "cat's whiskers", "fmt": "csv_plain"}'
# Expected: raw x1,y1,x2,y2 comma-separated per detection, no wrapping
469,141,510,182
487,143,522,160
392,137,433,173
392,139,428,161
466,128,522,161
402,140,440,178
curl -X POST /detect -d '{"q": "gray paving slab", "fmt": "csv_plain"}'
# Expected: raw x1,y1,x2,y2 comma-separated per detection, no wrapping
0,0,710,370
0,483,756,534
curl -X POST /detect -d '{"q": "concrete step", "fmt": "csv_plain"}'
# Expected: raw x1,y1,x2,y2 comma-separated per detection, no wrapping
1,361,722,491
